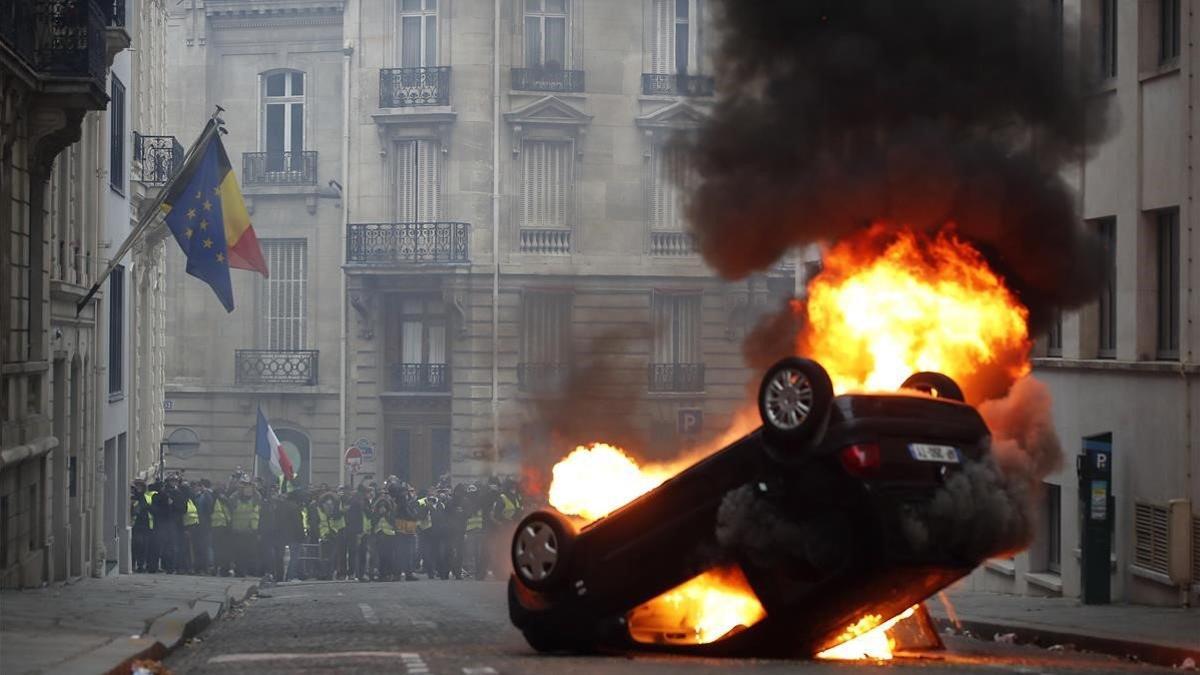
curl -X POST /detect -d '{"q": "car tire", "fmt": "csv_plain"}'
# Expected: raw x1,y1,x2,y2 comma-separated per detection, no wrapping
511,510,574,593
900,371,965,402
758,357,834,448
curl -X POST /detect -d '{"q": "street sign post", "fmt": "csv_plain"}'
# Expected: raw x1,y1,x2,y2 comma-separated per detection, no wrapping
344,446,363,488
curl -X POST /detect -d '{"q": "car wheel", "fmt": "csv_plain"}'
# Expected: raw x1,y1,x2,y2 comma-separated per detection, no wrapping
758,357,834,447
900,371,965,402
511,510,574,593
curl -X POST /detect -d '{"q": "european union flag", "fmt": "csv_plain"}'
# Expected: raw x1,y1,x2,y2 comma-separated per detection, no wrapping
162,128,268,312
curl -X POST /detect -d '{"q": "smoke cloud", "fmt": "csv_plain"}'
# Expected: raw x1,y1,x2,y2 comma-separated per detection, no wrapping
683,0,1114,331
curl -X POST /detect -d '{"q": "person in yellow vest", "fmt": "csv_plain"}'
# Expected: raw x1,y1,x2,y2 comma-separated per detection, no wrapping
182,489,200,574
463,484,484,579
130,480,154,573
317,492,347,580
229,481,261,577
394,483,420,581
414,491,434,578
210,486,232,576
372,497,397,581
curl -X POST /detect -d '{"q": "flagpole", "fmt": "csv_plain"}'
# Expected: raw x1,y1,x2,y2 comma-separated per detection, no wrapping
75,106,227,315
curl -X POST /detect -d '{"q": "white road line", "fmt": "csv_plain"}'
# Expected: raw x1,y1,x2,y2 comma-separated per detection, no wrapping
401,652,431,674
359,602,379,624
463,668,498,674
209,652,415,664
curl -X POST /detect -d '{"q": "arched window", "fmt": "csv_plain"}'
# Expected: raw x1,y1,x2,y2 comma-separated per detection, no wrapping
260,70,305,172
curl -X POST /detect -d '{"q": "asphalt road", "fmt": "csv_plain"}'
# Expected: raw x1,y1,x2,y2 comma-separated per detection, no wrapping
167,580,1176,674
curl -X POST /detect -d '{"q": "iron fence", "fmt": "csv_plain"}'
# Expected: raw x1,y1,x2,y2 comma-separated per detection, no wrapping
6,0,109,81
242,151,319,186
379,66,451,107
133,133,183,187
648,363,705,392
641,73,715,97
389,363,449,392
235,350,319,386
511,68,585,93
346,222,469,265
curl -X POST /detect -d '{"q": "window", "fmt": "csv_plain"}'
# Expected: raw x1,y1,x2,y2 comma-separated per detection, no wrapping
389,297,448,391
109,76,125,192
68,456,77,498
520,291,572,391
262,71,304,171
398,0,438,68
1160,0,1180,64
649,144,691,231
431,428,451,484
1045,483,1061,573
1155,208,1180,359
1134,501,1169,574
1099,0,1117,80
108,265,124,396
259,239,307,350
652,0,700,74
525,0,568,69
1046,310,1063,357
650,292,703,392
1094,217,1116,357
395,139,441,222
521,140,573,229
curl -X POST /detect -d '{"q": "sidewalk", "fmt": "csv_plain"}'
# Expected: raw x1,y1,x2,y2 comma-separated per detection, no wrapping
0,574,257,675
927,588,1200,667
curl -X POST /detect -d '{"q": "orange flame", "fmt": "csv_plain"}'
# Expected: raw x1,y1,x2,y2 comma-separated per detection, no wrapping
815,605,918,660
547,444,675,521
627,566,767,645
800,225,1031,402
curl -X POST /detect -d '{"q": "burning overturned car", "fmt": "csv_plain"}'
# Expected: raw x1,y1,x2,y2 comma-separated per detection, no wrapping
508,356,997,657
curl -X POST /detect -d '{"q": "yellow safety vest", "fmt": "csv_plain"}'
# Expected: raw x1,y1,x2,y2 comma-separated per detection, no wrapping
142,492,155,528
183,499,199,527
500,494,517,520
375,516,395,536
300,508,309,535
211,500,229,528
318,511,345,539
231,500,260,532
416,499,432,530
466,509,483,532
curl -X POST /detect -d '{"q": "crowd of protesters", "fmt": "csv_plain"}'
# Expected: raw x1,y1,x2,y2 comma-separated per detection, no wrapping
130,470,529,582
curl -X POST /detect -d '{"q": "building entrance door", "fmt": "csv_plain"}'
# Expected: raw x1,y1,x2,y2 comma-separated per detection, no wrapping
386,425,451,489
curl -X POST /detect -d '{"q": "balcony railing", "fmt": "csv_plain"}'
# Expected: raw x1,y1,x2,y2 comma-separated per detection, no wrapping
242,151,318,186
390,363,449,392
648,363,705,392
1,0,108,81
650,231,696,256
346,222,470,265
379,66,451,107
517,363,570,393
642,73,716,97
519,228,571,255
133,133,183,187
235,349,319,386
511,67,585,93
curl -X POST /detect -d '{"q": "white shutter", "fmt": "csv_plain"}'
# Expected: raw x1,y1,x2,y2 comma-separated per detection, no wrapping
651,0,674,74
395,140,415,221
522,140,572,228
260,240,307,350
417,139,441,221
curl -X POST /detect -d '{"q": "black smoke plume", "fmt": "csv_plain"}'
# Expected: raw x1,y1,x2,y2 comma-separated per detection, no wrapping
684,0,1114,331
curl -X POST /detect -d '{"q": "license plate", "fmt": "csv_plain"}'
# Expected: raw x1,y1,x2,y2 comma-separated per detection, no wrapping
908,443,960,463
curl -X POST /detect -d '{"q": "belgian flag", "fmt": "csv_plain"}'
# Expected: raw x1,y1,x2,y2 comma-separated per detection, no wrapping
161,127,268,311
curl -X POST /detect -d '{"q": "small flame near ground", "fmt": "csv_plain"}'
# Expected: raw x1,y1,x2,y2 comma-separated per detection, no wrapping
815,605,919,660
627,566,767,645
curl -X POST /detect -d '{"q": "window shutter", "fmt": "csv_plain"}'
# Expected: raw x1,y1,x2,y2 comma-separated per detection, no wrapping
651,0,674,74
1134,502,1170,574
260,240,307,350
395,140,415,221
417,139,441,221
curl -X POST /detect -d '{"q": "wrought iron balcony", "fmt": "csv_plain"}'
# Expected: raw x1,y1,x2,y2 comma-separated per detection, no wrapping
235,350,319,386
1,0,108,81
346,222,469,265
379,66,451,107
649,231,696,256
517,363,570,393
511,67,585,93
642,73,716,97
648,363,705,393
390,363,449,392
133,133,183,187
242,151,318,186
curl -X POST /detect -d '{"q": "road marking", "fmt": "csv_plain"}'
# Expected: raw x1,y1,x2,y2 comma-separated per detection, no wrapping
359,602,379,624
209,652,415,664
402,652,430,674
463,668,498,674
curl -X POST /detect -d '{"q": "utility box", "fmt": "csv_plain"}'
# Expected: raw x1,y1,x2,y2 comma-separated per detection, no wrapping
1167,499,1193,588
1078,435,1114,605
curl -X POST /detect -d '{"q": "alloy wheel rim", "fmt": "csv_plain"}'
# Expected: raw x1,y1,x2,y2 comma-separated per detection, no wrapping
765,368,814,430
514,521,558,582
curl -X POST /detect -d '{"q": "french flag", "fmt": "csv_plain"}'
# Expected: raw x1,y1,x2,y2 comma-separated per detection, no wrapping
255,406,295,480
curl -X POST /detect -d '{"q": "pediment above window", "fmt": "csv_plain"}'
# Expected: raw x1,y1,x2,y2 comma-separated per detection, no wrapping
635,100,709,131
505,96,592,156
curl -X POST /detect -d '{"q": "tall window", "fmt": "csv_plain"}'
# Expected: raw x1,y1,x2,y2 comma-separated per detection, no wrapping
521,140,573,229
391,297,448,390
259,239,307,350
108,265,124,396
652,0,700,74
1045,483,1062,573
395,139,441,222
525,0,568,69
520,292,573,373
652,292,700,365
1160,0,1181,64
1095,217,1116,358
1155,208,1180,359
262,71,304,172
649,144,691,231
1046,310,1063,357
109,76,125,192
1098,0,1117,80
398,0,438,68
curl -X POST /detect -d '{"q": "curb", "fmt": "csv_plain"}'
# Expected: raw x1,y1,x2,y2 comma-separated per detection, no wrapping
95,581,258,675
932,616,1200,669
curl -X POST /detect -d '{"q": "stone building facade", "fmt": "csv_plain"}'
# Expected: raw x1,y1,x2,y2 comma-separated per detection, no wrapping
160,0,793,488
963,0,1200,607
